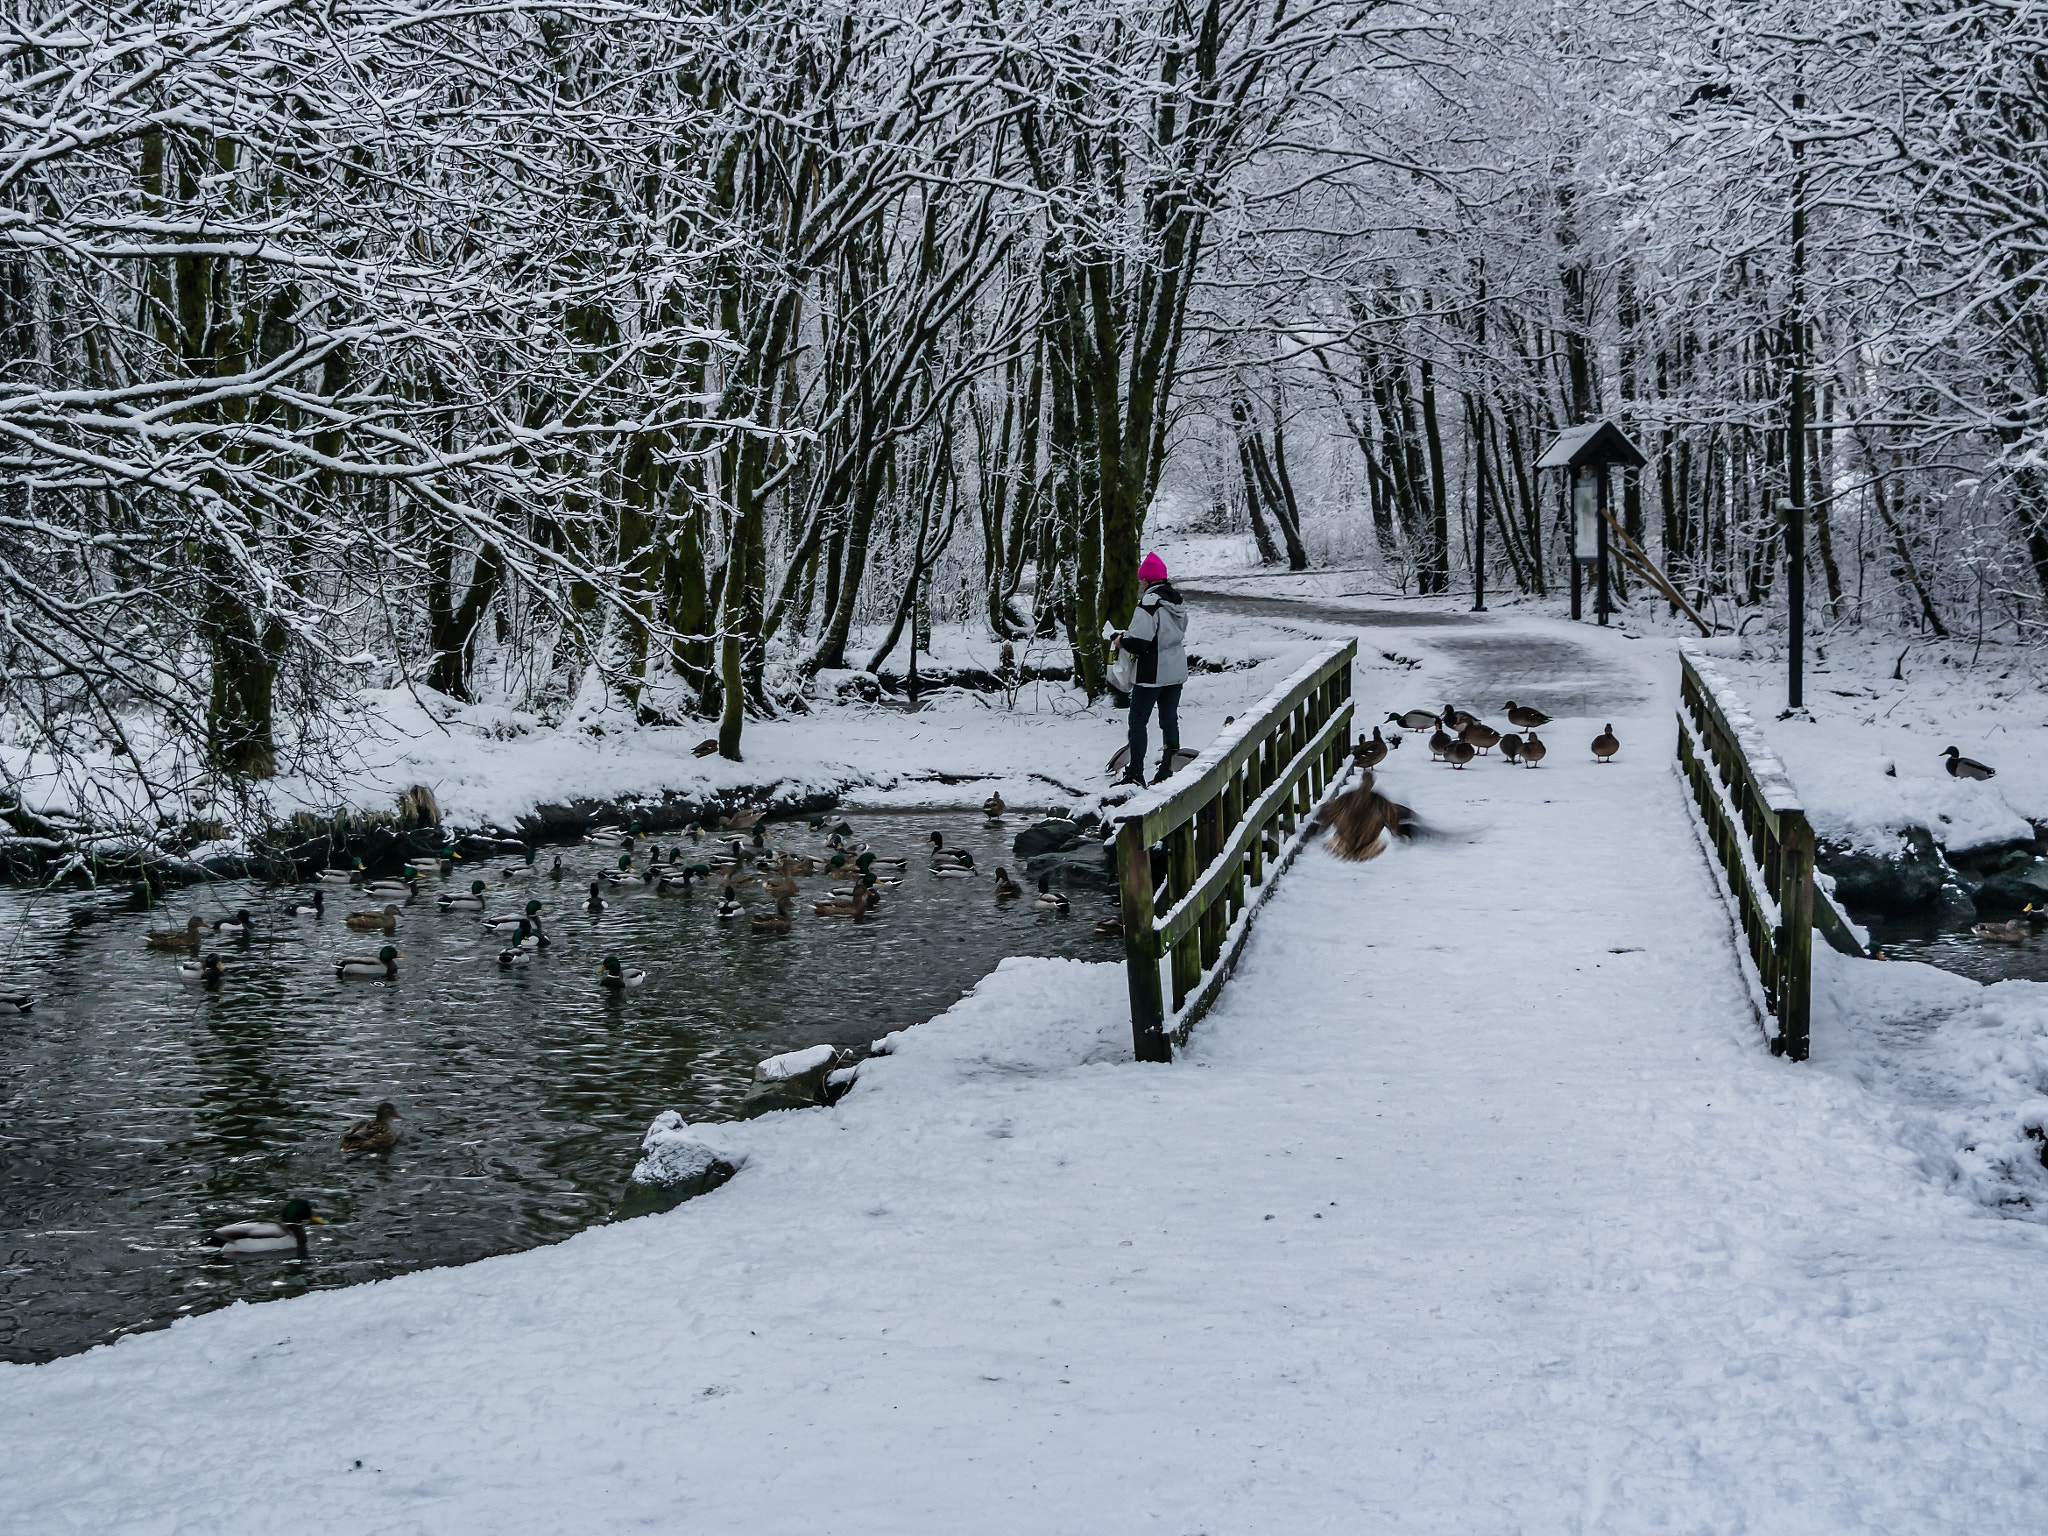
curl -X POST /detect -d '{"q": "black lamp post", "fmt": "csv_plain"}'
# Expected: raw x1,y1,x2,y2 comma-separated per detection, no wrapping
1537,420,1648,626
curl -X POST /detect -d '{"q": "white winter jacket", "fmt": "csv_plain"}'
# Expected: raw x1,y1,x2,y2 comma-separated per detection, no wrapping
1121,582,1188,687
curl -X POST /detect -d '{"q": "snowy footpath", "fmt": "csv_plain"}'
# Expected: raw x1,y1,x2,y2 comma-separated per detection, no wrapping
6,603,2048,1533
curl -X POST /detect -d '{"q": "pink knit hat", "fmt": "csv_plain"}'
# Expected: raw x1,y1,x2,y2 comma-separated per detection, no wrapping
1138,551,1169,583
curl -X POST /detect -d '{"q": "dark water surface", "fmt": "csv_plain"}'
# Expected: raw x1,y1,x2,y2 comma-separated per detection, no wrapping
1858,910,2048,986
0,811,1113,1363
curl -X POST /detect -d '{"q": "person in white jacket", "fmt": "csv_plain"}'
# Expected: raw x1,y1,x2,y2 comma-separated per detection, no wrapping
1115,551,1189,786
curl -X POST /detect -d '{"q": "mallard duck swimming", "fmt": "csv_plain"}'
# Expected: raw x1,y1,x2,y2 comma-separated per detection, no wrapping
315,861,362,885
994,867,1023,899
361,876,417,898
1033,874,1069,912
146,915,206,951
657,863,708,894
340,1102,402,1153
584,823,637,849
344,903,402,933
499,918,547,952
927,832,972,868
600,954,646,989
0,986,33,1012
279,891,324,918
500,849,538,880
1520,732,1548,768
1505,701,1551,733
437,880,488,912
984,792,1006,820
1592,724,1621,762
814,884,879,917
1387,709,1440,733
497,944,533,966
716,890,746,920
1428,725,1453,761
719,807,764,834
205,1199,322,1257
1973,919,2029,943
1943,746,1995,781
547,854,566,880
482,899,545,934
585,881,608,914
402,849,454,882
1092,914,1123,939
335,945,399,979
179,953,226,985
752,895,795,934
212,909,253,936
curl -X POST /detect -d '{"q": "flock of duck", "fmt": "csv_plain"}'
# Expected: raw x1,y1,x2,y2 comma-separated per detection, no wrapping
1351,701,1622,770
147,802,1096,1250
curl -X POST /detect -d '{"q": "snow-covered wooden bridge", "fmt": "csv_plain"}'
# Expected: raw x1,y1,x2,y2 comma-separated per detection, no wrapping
6,596,2046,1533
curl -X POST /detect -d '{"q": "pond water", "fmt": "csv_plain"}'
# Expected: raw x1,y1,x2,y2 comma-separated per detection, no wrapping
1856,910,2048,986
0,810,1116,1364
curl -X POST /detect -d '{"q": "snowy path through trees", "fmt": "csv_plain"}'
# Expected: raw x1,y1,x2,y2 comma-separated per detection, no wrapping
5,605,2046,1532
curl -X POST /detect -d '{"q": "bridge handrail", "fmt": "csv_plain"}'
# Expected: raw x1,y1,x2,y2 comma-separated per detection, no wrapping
1676,648,1823,1059
1114,640,1356,1061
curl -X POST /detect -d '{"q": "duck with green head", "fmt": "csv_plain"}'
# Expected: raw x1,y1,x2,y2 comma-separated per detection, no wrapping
179,953,226,985
600,955,645,989
336,945,399,979
437,880,488,912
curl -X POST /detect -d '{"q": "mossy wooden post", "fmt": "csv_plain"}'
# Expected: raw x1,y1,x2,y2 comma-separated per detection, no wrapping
1778,811,1814,1061
1119,817,1168,1062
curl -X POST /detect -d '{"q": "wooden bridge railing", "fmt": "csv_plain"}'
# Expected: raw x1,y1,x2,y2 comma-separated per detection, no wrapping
1115,640,1356,1062
1675,649,1861,1062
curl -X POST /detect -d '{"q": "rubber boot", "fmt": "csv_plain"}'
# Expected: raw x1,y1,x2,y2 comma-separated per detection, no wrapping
1151,742,1180,786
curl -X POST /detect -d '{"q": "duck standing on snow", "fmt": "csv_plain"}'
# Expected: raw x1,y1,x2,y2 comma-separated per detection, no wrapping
1386,709,1440,733
438,880,488,913
1520,733,1548,768
1943,746,1996,781
205,1199,322,1258
1499,733,1524,765
1428,724,1453,761
1460,721,1501,755
147,915,207,951
180,953,226,986
599,955,646,989
340,1102,403,1154
1445,738,1476,769
1505,701,1551,733
1592,725,1621,763
335,945,399,980
1033,874,1070,912
1354,727,1392,769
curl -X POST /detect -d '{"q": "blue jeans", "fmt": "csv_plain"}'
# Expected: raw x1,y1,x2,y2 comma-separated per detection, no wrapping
1127,684,1182,773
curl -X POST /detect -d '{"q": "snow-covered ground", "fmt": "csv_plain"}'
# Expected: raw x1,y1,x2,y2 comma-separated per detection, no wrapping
1703,630,2048,855
8,589,2048,1531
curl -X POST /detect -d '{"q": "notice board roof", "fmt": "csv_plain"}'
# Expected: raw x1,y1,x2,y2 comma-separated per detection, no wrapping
1536,420,1647,471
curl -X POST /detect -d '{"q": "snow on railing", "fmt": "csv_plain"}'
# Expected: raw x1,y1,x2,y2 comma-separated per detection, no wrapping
1675,646,1817,1060
1113,639,1356,1060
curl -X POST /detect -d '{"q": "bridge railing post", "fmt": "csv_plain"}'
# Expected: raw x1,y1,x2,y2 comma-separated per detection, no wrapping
1112,639,1356,1058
